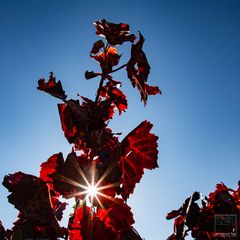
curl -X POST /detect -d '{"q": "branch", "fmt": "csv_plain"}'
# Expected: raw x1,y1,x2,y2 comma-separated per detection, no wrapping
110,63,127,73
95,75,105,103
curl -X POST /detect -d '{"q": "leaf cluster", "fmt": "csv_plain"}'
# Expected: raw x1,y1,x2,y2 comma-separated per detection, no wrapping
166,181,240,240
1,19,160,240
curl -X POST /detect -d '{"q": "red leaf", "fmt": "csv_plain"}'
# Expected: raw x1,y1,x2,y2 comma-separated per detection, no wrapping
84,70,101,80
208,182,236,212
69,206,117,240
2,172,60,229
173,216,185,239
37,72,67,100
11,218,64,240
166,210,181,220
58,102,79,144
91,46,121,73
39,153,64,188
94,19,136,45
92,217,117,240
68,206,88,240
69,229,82,240
109,87,127,113
58,99,114,151
100,81,128,114
49,152,91,198
92,139,122,204
120,120,158,200
91,40,105,54
146,84,162,95
126,32,161,105
51,196,68,221
98,198,135,232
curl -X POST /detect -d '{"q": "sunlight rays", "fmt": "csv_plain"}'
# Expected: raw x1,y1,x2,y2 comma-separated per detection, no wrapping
57,159,121,207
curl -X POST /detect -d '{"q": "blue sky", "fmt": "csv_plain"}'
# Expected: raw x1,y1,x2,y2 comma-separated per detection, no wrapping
0,0,240,239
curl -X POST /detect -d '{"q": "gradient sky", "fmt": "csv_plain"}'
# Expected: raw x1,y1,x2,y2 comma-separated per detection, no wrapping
0,1,240,239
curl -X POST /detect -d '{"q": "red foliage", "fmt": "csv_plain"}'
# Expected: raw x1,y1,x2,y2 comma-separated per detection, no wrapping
91,46,121,73
166,183,240,239
98,198,135,232
37,72,67,100
58,98,114,151
2,19,160,240
127,32,161,105
2,172,65,239
94,19,136,45
120,120,159,200
40,152,64,191
100,81,128,114
91,40,105,54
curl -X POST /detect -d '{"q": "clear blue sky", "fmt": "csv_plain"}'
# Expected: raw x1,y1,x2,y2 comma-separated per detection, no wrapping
0,1,240,239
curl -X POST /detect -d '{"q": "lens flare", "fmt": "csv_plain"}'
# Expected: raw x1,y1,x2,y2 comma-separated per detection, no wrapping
87,184,98,198
57,159,121,207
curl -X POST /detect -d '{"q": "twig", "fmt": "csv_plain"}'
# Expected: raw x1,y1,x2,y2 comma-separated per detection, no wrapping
110,63,127,73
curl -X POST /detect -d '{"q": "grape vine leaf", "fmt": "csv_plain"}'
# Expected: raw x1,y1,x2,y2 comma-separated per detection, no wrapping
98,198,135,232
37,72,67,100
120,120,158,200
94,19,136,45
127,32,161,105
2,172,60,229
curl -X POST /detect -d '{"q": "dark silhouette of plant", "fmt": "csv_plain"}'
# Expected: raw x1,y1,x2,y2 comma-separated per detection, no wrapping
1,19,160,240
166,181,240,240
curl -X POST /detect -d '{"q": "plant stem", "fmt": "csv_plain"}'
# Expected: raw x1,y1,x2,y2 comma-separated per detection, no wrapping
95,75,105,103
110,63,127,73
94,63,127,103
82,196,89,240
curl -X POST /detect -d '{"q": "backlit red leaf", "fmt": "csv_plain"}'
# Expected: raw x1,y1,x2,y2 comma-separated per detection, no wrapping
10,219,65,240
94,138,122,203
91,40,105,54
84,70,101,80
100,81,128,114
91,46,121,73
166,182,240,239
37,72,67,100
166,210,181,220
68,206,88,240
58,99,114,151
40,152,64,187
58,102,79,144
92,217,117,240
94,19,136,45
2,172,60,229
51,197,68,221
146,84,162,95
98,198,134,232
49,152,91,198
127,32,161,105
120,120,158,200
69,206,117,240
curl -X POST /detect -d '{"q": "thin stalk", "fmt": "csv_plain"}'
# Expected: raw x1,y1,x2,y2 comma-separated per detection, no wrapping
110,63,127,74
95,44,111,103
95,75,105,103
182,193,194,238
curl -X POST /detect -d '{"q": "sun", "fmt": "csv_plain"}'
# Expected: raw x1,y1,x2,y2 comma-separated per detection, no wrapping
56,160,120,206
87,184,98,198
